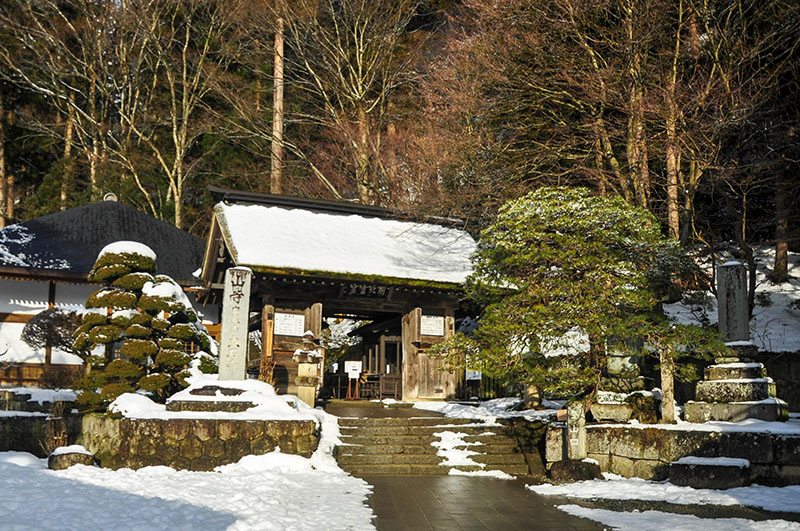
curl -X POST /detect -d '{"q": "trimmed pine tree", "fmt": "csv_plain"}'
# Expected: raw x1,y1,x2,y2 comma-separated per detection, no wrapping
72,242,217,410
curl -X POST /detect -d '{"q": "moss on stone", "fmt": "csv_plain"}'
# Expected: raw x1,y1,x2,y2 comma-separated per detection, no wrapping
88,324,122,344
155,349,191,368
112,272,155,291
125,324,151,339
167,323,196,340
118,339,158,361
89,263,132,283
105,359,143,381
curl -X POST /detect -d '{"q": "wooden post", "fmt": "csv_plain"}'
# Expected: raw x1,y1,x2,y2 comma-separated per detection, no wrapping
401,307,421,400
258,295,275,383
304,302,322,337
660,350,676,423
45,281,56,366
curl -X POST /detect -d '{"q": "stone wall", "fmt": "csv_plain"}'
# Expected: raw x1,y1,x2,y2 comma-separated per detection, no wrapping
78,415,319,471
0,413,319,470
0,415,81,456
547,423,800,485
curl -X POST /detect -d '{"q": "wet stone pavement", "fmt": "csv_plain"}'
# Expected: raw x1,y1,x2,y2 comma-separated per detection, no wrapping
363,475,604,531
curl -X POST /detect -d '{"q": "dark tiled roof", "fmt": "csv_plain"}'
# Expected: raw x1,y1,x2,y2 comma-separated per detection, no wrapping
0,201,204,283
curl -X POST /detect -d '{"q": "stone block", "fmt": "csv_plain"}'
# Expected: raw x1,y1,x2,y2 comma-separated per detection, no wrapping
241,421,264,440
189,457,216,472
684,399,787,423
163,419,191,441
179,436,203,460
590,403,632,423
610,455,635,478
203,438,226,458
633,459,665,480
586,427,610,455
251,437,275,455
225,436,250,457
217,420,238,441
705,363,765,381
548,460,602,483
545,425,565,463
773,435,800,466
695,380,774,402
669,460,751,489
718,432,774,464
48,451,95,470
193,419,216,441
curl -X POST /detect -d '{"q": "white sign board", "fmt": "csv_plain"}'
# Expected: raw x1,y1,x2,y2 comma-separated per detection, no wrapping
344,361,363,380
274,312,305,337
465,370,482,381
420,315,445,336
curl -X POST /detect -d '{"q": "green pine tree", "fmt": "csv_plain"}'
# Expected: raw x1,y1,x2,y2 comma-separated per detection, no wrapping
433,187,723,407
72,243,217,410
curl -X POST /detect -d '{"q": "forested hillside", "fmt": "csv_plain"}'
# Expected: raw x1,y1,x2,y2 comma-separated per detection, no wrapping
0,0,797,268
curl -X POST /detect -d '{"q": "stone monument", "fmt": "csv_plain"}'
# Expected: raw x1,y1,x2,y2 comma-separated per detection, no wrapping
218,267,252,381
684,262,788,422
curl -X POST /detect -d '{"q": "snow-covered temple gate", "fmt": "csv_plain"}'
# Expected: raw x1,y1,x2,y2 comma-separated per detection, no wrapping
198,187,477,401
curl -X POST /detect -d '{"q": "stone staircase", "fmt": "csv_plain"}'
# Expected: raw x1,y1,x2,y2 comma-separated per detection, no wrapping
335,416,530,476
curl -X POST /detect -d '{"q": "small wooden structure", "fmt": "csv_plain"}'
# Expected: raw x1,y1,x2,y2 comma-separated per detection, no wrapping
198,187,477,401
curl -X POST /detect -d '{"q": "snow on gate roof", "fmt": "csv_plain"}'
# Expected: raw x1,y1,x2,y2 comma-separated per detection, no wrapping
214,202,477,285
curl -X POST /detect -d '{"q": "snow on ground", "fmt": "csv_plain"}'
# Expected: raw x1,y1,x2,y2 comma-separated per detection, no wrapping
413,397,559,423
110,375,317,422
215,202,476,284
592,417,800,435
0,387,77,404
559,504,800,531
528,474,800,513
664,247,800,353
0,450,374,531
432,430,484,467
0,373,372,530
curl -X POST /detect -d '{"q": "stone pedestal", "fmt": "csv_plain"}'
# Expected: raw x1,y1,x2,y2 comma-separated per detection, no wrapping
592,339,654,423
684,347,788,422
685,263,788,423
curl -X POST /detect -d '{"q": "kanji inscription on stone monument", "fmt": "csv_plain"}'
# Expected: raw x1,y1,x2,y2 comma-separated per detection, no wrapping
219,267,252,380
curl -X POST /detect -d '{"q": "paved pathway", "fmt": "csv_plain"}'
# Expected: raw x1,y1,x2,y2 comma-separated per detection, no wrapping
362,475,603,531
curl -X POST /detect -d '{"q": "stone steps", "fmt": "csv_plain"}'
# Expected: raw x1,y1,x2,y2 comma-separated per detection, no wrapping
335,416,529,477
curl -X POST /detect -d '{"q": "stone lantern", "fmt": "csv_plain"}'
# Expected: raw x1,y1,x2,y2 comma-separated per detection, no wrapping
293,330,323,406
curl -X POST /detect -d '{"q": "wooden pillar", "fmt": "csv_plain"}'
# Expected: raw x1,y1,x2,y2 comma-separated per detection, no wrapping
401,307,421,400
443,307,457,398
258,295,275,383
304,302,322,337
45,281,56,366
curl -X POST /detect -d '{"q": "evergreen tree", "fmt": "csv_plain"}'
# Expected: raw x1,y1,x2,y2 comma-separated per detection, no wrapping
435,187,722,405
72,241,216,410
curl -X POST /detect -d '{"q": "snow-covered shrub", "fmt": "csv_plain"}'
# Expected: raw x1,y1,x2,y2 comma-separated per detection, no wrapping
72,241,217,410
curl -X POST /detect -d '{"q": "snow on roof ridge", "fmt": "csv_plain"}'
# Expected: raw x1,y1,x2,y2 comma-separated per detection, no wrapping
215,202,476,284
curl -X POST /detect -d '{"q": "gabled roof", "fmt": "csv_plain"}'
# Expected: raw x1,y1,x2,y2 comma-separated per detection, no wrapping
206,192,476,287
0,201,204,284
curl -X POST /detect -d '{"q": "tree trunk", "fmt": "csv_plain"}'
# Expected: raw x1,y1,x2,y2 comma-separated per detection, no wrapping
665,4,682,240
271,16,284,195
61,106,75,211
771,177,788,283
356,105,372,204
660,350,676,423
0,91,5,228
